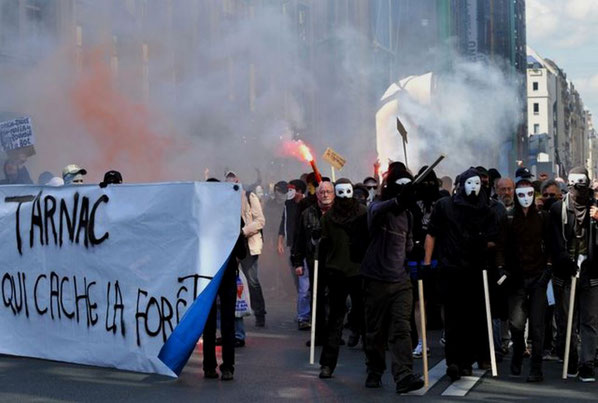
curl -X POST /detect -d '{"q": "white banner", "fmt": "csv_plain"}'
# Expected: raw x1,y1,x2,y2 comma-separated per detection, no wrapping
0,182,241,377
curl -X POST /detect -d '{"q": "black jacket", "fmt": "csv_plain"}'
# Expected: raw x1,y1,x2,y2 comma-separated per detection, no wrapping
496,204,550,284
291,204,323,268
549,196,598,280
361,199,413,283
427,193,498,271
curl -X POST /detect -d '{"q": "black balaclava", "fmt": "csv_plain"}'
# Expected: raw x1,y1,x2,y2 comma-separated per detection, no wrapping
382,162,413,201
330,178,360,225
415,165,440,207
568,166,591,234
455,167,484,207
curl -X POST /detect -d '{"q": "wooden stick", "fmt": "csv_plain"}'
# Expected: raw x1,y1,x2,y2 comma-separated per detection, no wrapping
482,270,498,376
331,166,336,182
418,279,429,386
309,259,319,365
402,137,409,169
562,274,578,379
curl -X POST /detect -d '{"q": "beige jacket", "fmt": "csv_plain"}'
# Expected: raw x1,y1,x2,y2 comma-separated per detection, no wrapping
241,190,266,256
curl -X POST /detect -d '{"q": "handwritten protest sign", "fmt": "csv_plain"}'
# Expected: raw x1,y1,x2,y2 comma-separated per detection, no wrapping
0,117,36,156
0,182,241,377
322,147,346,171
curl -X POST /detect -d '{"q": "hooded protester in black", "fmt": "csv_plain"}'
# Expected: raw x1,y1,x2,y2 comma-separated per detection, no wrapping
424,167,499,381
549,166,598,379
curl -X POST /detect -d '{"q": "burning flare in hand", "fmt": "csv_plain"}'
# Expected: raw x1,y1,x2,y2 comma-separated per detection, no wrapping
282,140,322,183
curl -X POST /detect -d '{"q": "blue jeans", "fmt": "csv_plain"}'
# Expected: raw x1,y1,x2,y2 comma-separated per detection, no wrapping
240,255,266,318
235,317,245,340
290,256,311,322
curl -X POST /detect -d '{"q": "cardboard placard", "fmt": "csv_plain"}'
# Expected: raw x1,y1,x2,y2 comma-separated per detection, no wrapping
322,147,346,171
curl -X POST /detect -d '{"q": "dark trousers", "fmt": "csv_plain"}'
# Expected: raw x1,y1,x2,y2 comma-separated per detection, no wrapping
203,261,237,372
364,277,413,382
319,271,355,370
346,275,365,336
240,255,266,319
308,258,328,342
508,274,547,369
442,268,489,370
554,276,598,369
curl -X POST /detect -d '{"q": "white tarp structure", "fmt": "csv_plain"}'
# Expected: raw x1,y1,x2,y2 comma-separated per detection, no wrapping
0,182,241,377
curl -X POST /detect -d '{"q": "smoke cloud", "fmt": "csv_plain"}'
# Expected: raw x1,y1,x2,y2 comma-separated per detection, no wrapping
0,3,522,185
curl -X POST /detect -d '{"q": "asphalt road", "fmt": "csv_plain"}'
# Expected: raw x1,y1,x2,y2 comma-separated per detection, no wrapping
1,284,597,402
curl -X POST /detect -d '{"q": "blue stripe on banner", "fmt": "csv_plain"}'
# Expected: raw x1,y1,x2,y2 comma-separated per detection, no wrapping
158,258,229,376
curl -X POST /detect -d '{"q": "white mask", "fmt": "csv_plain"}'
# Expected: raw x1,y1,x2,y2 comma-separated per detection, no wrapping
516,186,534,208
335,183,353,198
395,178,412,186
568,173,588,187
464,176,481,196
287,188,296,200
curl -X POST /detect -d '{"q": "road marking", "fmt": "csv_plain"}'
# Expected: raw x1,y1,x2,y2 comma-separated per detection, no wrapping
409,359,447,395
441,368,487,396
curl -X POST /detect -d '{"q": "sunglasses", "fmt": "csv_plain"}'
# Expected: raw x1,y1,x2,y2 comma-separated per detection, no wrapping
516,190,534,198
542,193,556,198
366,185,377,190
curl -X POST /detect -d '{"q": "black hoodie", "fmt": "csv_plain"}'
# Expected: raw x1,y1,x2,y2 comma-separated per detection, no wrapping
426,167,499,270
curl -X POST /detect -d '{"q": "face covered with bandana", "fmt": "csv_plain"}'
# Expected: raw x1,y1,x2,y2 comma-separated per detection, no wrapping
568,168,591,205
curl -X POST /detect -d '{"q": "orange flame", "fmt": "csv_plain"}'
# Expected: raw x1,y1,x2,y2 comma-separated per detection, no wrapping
298,141,314,162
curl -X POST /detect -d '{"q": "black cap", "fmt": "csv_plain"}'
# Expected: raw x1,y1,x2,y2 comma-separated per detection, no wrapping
99,170,123,188
515,167,533,185
289,179,306,194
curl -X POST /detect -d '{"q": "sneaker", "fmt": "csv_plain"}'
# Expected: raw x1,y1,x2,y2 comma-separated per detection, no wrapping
396,373,424,394
446,364,461,382
413,341,422,358
365,373,382,388
235,338,245,348
526,368,543,382
579,365,596,382
347,332,360,348
204,369,219,379
298,321,311,331
221,369,234,381
319,366,333,379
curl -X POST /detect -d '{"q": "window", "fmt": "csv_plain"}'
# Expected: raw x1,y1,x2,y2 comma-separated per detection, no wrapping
533,124,540,134
532,82,538,91
533,103,539,115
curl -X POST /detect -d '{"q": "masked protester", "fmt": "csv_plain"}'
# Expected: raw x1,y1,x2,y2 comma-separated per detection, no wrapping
360,163,424,393
495,176,551,382
62,164,87,185
291,180,334,346
549,167,598,382
99,170,123,188
363,176,379,205
317,179,367,380
423,167,499,381
540,179,562,212
278,179,310,330
353,183,369,206
408,166,442,359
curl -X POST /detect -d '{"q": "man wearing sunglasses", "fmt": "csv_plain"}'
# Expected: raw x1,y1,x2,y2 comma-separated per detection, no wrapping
496,172,551,382
549,166,598,382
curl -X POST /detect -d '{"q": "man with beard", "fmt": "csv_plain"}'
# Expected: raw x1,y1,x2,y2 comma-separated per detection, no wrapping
496,178,515,215
424,167,499,381
317,178,367,379
361,162,424,393
292,180,334,346
550,167,598,382
496,176,551,382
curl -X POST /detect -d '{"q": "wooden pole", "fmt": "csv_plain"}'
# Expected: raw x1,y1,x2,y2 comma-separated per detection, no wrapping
331,166,336,182
482,270,498,376
402,137,409,169
562,273,579,379
309,259,319,365
418,279,429,386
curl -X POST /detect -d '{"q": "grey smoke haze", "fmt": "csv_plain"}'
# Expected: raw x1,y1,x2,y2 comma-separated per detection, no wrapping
0,2,522,185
